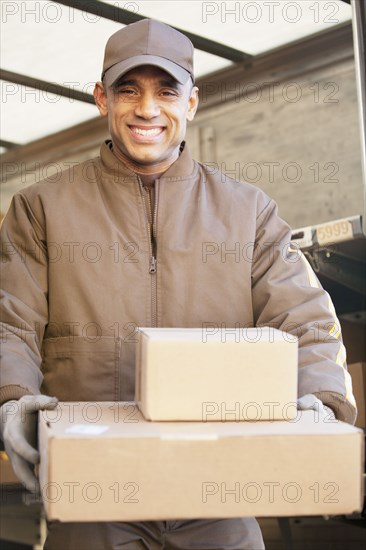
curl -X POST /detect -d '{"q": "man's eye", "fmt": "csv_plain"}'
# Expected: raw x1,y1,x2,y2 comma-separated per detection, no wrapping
161,90,178,97
117,89,136,95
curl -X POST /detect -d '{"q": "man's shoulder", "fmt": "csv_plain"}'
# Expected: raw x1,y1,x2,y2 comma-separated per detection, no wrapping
199,161,274,214
16,155,102,202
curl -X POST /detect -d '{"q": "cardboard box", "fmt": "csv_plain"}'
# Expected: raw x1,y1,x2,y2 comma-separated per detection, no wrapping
39,402,364,522
136,328,298,421
348,362,366,428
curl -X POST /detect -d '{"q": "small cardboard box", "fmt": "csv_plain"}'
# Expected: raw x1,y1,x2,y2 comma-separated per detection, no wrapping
348,362,366,428
38,402,364,522
135,327,298,421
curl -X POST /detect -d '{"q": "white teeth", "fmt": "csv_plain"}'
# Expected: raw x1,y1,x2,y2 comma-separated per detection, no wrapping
131,127,163,136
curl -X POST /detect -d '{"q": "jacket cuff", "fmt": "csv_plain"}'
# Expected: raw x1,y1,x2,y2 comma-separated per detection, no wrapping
313,390,357,425
0,385,34,407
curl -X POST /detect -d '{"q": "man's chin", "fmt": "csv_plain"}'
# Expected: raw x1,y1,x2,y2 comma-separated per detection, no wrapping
127,149,178,167
112,140,180,171
126,146,164,164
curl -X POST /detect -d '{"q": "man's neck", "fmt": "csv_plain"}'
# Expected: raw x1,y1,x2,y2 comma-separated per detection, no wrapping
138,173,159,187
111,144,181,187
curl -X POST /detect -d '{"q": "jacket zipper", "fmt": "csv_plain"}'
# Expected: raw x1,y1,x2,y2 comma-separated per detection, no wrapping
137,177,158,327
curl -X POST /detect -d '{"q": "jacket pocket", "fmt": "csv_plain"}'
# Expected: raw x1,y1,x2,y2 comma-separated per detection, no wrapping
40,336,121,401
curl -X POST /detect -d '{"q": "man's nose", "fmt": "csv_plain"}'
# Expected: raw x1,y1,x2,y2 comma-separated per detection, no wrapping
135,92,160,119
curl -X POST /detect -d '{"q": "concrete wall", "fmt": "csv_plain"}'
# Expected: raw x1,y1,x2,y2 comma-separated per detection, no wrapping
185,22,363,228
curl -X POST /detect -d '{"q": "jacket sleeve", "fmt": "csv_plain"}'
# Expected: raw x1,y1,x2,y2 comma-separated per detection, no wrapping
251,198,357,424
0,192,47,406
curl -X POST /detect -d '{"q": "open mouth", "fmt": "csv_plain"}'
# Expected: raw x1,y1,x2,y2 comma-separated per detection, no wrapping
129,126,165,138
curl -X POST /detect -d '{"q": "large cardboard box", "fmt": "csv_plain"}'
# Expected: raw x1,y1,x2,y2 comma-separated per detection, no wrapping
39,402,364,522
136,327,298,421
348,362,366,428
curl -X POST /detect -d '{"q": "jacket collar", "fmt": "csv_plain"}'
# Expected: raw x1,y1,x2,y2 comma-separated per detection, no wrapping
100,139,196,183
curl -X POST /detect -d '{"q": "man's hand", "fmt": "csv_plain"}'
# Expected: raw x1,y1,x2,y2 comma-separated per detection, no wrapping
0,395,58,493
297,394,336,422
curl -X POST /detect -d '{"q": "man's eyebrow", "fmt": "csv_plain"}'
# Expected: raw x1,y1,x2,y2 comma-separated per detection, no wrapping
159,79,181,90
113,79,136,87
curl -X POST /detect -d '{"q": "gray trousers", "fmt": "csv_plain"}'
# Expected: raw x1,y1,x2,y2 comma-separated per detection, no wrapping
44,518,265,549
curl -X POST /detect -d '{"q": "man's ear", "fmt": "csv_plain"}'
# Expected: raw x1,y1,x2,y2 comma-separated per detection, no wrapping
187,86,199,122
93,81,108,117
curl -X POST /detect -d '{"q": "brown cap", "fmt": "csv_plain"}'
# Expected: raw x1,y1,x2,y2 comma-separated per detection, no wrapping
102,19,194,87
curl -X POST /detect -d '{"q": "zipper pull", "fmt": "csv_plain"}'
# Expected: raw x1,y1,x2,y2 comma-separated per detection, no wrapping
149,256,157,274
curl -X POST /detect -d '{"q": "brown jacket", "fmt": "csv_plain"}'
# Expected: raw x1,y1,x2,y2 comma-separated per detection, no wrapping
0,141,357,423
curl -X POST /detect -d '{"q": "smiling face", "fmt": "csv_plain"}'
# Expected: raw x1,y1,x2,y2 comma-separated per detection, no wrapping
94,66,199,172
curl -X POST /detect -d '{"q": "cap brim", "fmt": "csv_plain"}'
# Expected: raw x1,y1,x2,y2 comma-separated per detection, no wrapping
103,55,191,87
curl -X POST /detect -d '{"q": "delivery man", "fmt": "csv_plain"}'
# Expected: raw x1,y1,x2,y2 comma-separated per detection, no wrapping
0,19,357,550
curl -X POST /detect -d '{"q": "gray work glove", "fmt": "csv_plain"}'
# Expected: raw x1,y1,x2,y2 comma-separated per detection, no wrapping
297,393,336,422
0,395,58,493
